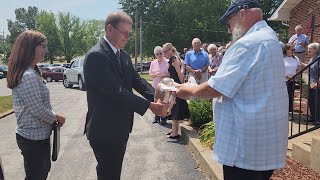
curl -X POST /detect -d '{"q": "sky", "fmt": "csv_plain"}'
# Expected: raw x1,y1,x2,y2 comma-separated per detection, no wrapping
0,0,122,36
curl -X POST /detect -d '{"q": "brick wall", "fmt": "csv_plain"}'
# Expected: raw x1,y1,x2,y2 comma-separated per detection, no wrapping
289,0,320,44
288,0,320,61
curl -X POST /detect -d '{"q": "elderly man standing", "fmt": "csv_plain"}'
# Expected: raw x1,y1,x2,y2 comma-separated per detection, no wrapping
176,0,288,180
184,38,210,84
288,25,309,63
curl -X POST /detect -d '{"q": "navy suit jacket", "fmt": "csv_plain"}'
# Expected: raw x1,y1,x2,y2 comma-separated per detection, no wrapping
83,38,154,144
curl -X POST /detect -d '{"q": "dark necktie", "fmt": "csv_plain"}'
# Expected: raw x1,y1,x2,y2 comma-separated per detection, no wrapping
116,50,121,69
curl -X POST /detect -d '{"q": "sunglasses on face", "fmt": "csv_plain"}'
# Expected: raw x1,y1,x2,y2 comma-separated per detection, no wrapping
155,52,163,56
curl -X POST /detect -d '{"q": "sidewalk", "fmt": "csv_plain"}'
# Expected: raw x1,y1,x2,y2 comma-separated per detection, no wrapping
179,121,223,180
0,110,14,119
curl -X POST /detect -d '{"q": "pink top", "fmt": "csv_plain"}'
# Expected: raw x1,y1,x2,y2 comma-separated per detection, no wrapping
149,58,169,88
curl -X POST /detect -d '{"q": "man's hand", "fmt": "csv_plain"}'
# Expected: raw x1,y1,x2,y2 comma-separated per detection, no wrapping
149,102,169,117
176,83,195,100
55,113,66,127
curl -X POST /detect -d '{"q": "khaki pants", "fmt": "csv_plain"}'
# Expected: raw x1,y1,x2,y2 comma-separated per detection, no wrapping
294,51,307,63
188,72,208,84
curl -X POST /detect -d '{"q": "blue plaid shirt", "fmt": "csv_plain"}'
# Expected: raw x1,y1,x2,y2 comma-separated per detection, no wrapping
208,20,288,171
13,67,56,140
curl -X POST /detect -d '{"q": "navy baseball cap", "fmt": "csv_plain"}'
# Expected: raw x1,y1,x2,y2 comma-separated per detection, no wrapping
219,0,260,25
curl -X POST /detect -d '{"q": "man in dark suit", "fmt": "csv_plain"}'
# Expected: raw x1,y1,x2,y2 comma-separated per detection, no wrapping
83,11,167,180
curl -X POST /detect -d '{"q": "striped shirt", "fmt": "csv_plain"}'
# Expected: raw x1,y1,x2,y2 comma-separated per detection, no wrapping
13,67,56,140
208,20,289,171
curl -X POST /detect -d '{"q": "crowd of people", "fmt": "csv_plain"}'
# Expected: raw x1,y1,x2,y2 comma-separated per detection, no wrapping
4,0,320,179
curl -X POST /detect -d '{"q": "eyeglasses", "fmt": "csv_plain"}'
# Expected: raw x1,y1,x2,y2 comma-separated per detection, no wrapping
155,52,163,56
112,25,132,38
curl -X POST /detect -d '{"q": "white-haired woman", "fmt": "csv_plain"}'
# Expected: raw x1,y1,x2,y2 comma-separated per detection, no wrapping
207,44,222,76
162,43,190,139
149,46,170,124
307,42,320,125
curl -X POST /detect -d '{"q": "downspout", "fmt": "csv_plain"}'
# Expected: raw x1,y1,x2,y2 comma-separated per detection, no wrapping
311,16,314,42
282,21,289,27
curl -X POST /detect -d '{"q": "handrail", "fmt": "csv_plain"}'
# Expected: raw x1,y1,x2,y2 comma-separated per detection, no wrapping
289,54,320,81
287,53,320,139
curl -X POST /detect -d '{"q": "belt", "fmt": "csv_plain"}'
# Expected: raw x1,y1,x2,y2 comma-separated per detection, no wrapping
295,51,305,54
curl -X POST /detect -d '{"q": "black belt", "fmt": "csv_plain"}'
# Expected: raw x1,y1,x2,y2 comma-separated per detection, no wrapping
295,51,305,54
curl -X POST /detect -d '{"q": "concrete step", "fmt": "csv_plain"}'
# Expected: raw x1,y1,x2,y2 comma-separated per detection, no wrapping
310,136,320,173
292,142,311,167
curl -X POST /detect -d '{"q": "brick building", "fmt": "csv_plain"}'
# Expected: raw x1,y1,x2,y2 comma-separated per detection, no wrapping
269,0,320,43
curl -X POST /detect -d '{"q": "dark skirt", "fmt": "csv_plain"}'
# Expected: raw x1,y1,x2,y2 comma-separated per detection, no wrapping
170,97,190,120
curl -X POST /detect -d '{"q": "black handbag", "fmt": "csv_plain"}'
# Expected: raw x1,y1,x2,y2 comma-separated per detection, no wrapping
52,122,60,161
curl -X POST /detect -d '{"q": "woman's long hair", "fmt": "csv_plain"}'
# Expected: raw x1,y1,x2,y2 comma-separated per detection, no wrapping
7,30,47,89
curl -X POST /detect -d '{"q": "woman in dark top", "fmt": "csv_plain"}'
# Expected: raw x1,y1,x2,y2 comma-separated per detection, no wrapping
162,43,190,139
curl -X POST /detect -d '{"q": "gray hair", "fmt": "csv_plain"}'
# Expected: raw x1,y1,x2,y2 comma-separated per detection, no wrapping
153,46,163,55
308,42,320,53
192,38,201,45
207,44,217,52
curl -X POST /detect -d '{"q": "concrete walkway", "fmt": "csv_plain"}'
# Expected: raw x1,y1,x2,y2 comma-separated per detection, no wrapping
0,82,206,180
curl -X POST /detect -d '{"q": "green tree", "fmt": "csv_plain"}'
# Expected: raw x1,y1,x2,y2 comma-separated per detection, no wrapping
119,0,230,56
82,20,104,50
0,38,11,64
57,12,86,62
7,6,39,43
37,11,61,63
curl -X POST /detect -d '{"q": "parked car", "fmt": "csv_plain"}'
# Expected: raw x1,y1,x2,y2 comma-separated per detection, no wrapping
63,57,85,90
0,65,8,78
37,63,53,72
51,63,70,68
41,67,64,82
0,72,4,79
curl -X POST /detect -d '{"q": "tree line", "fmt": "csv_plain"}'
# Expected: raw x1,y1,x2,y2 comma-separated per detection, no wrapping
0,0,286,64
1,6,104,64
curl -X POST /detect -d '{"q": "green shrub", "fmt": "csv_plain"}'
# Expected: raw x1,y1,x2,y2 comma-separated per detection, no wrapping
199,121,215,149
188,99,213,128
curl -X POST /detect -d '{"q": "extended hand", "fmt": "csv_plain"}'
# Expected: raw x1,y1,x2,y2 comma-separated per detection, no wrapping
149,102,170,117
176,83,194,100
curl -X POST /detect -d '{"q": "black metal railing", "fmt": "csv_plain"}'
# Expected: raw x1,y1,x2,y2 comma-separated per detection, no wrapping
288,54,320,139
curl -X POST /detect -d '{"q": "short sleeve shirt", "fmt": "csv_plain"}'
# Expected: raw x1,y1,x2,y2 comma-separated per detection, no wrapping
208,20,289,171
184,50,210,69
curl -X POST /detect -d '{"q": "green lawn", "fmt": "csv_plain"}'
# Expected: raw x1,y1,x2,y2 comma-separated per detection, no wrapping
0,95,13,114
139,73,152,82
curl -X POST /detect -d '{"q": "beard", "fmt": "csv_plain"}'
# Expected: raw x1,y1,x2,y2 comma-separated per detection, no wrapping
232,23,245,43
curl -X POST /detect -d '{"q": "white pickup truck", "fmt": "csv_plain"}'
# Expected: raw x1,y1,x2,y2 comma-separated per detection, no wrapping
63,57,86,91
